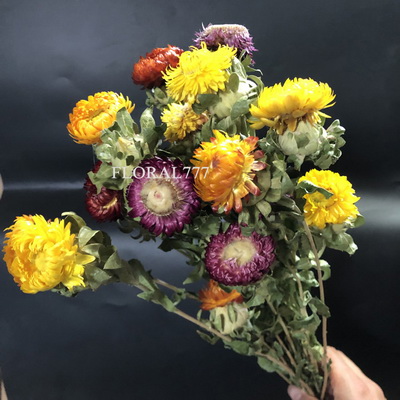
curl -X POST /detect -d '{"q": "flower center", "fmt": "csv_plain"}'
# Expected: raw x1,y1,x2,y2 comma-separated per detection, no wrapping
103,196,118,210
223,239,256,266
204,24,249,36
87,107,109,122
309,192,335,208
181,60,201,77
211,156,220,169
141,179,178,216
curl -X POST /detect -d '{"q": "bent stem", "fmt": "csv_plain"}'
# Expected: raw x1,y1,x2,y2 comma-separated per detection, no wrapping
302,220,329,399
173,308,232,342
154,278,198,301
135,282,230,342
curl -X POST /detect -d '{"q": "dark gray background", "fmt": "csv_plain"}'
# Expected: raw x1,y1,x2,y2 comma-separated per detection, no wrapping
1,0,399,398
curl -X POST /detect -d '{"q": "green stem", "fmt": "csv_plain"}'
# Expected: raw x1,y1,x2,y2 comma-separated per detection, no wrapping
302,220,329,399
278,315,297,356
289,265,307,317
255,350,295,377
173,308,232,342
287,264,321,394
135,283,231,342
289,264,321,391
276,334,297,370
255,351,315,397
306,346,322,393
154,278,198,301
266,299,297,356
266,299,319,395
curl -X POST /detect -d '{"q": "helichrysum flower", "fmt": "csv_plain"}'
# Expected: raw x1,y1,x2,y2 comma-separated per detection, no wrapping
132,45,183,89
205,224,275,286
194,24,256,59
67,91,134,145
298,169,360,229
126,157,200,236
191,130,266,213
249,78,335,134
3,215,95,294
163,42,236,103
84,161,123,222
161,102,208,142
199,280,243,310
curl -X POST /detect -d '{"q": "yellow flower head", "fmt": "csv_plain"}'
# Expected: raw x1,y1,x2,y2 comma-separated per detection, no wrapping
161,102,208,142
67,91,134,145
299,169,360,229
191,130,266,213
3,215,95,294
163,43,236,103
249,78,335,134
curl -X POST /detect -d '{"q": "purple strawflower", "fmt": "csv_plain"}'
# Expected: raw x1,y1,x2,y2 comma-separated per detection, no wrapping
194,24,257,60
126,157,200,236
205,224,275,286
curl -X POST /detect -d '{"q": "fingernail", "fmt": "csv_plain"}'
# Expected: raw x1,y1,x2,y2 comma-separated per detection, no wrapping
287,385,304,400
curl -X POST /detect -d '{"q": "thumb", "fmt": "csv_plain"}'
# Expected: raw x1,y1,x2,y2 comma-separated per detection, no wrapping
287,385,317,400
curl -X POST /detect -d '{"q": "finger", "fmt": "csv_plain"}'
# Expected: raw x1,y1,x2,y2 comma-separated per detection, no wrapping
327,347,387,399
327,346,363,377
332,347,366,379
337,352,387,399
287,385,317,400
326,347,365,395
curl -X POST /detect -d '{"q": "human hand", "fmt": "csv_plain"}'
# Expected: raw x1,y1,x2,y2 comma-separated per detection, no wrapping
287,347,386,400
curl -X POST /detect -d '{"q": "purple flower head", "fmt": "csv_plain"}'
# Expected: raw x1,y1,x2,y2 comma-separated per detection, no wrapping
126,157,200,236
205,223,275,286
194,24,257,60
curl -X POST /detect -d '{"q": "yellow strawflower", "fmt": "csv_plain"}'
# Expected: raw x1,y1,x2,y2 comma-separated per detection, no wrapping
299,169,360,229
191,130,266,213
3,215,95,294
163,43,236,103
249,78,335,134
67,91,134,145
161,102,208,142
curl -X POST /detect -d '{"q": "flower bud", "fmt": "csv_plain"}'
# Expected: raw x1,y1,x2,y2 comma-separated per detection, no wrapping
278,121,326,168
210,78,256,119
210,302,249,334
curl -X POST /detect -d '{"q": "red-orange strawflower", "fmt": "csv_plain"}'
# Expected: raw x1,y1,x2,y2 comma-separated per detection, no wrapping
191,130,266,213
132,45,183,89
199,280,244,311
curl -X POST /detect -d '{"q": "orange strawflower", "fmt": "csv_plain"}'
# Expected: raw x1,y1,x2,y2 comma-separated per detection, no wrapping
67,91,134,145
199,280,244,311
191,130,266,213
